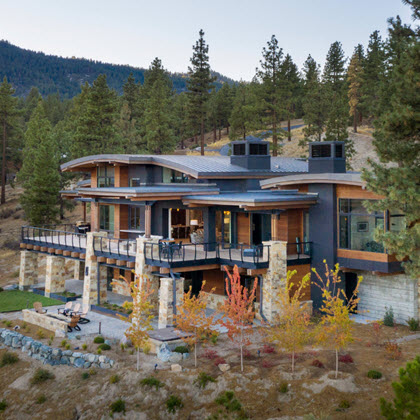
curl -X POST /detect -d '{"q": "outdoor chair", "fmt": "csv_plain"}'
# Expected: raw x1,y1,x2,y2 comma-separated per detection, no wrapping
58,302,73,316
74,304,90,324
67,315,81,332
70,302,81,317
33,302,47,314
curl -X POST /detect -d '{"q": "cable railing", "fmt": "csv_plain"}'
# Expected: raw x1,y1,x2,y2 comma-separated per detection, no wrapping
219,243,271,265
21,226,87,251
93,236,137,261
286,241,312,261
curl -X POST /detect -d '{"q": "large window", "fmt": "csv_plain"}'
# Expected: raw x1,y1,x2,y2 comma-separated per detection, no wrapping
99,205,114,232
97,166,115,187
339,199,384,253
162,168,188,183
129,206,144,231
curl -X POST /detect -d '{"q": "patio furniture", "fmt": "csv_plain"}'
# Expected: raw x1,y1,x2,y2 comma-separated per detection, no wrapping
58,302,73,316
162,241,183,259
67,315,81,332
74,304,90,324
33,302,47,314
70,302,81,317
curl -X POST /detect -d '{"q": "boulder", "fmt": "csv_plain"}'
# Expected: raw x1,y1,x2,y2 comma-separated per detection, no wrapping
182,353,190,360
87,354,98,363
100,363,111,369
171,364,182,372
169,353,182,363
63,350,73,356
72,352,83,358
83,362,91,369
74,357,85,368
98,355,107,363
219,364,230,373
157,343,172,362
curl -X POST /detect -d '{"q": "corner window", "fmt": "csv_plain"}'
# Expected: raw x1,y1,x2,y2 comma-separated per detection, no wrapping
97,166,115,187
162,168,188,183
129,178,141,187
99,205,114,231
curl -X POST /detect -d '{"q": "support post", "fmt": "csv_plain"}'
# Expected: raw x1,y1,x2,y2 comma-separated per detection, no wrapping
19,250,38,291
158,276,184,329
145,205,152,238
45,255,66,297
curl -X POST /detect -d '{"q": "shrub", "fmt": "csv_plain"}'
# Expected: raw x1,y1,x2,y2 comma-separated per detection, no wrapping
36,329,45,339
0,399,7,411
311,359,324,368
31,368,55,385
0,208,14,219
385,342,402,360
214,357,226,366
93,336,105,344
173,345,189,354
407,317,419,331
215,391,243,414
0,287,3,292
140,377,164,390
143,342,151,355
210,332,219,345
60,339,67,348
262,344,275,354
383,307,394,327
203,349,218,360
243,348,252,359
367,370,382,379
81,372,89,380
48,339,52,346
88,368,97,376
194,372,216,389
98,343,111,351
279,383,289,393
65,343,71,350
109,399,125,414
338,354,354,364
4,320,12,328
109,374,120,384
36,394,46,404
338,400,351,409
82,344,87,351
262,359,273,368
120,343,125,352
97,349,102,355
0,351,19,367
166,395,183,414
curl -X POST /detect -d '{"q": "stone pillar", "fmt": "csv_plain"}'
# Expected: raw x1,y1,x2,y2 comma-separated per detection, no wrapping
135,235,162,312
261,240,288,323
19,251,38,291
45,255,66,297
73,260,85,280
82,232,108,306
158,277,184,329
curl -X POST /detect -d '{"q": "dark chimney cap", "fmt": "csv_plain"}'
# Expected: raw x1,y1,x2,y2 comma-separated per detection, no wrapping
308,141,346,173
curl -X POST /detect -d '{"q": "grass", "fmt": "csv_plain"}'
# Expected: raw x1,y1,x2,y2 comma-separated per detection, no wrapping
0,351,19,367
30,368,55,385
140,377,164,390
0,290,61,312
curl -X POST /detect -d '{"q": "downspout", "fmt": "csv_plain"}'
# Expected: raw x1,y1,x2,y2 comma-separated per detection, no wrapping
258,275,267,322
97,262,101,305
170,269,177,321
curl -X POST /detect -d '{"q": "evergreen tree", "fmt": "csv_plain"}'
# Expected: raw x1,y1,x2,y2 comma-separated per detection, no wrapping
115,101,144,153
122,73,141,120
172,92,191,149
23,87,41,122
302,55,328,143
216,83,234,138
229,82,260,140
43,92,70,126
187,30,215,155
362,6,420,278
20,102,61,225
256,35,285,156
347,52,363,132
0,76,20,204
72,74,118,157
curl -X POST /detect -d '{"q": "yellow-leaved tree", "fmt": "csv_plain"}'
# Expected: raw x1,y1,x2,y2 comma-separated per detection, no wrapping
313,261,362,378
117,273,155,371
267,270,311,373
175,282,216,367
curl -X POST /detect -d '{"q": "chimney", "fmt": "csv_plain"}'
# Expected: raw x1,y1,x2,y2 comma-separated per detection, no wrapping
308,141,346,173
230,136,271,170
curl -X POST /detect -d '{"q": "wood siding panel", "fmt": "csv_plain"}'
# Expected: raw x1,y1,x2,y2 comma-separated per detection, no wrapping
115,166,129,188
90,168,97,188
274,212,288,241
336,185,382,200
90,202,99,232
237,213,250,245
337,248,391,262
203,269,225,295
287,209,303,243
288,264,311,301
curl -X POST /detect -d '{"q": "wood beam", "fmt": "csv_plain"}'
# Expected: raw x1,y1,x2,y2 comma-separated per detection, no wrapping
145,204,152,238
63,251,71,257
159,264,220,274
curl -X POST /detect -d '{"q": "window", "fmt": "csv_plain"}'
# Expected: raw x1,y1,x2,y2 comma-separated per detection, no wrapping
249,143,268,155
99,205,114,231
162,168,188,183
311,144,331,158
335,144,343,158
97,166,115,187
129,206,144,231
233,144,246,155
130,178,141,187
338,199,384,253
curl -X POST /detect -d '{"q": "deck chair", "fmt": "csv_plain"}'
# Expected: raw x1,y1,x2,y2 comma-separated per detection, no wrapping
67,315,81,332
58,301,73,316
33,302,47,314
76,304,90,324
70,302,81,317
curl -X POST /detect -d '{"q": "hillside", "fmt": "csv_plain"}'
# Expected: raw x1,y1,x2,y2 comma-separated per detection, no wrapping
0,40,235,97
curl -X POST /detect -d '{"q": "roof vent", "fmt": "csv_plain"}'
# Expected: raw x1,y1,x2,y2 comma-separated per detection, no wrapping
308,141,346,173
230,136,271,170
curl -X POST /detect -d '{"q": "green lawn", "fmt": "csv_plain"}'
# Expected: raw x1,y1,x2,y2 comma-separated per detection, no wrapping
0,290,62,312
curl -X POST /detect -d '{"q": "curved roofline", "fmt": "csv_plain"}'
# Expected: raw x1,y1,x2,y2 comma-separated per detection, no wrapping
260,173,364,189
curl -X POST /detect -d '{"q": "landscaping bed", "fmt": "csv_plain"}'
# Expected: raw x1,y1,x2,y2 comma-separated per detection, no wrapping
0,290,62,312
32,287,81,303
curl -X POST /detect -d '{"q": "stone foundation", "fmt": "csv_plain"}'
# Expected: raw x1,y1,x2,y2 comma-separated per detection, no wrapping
45,255,66,297
19,251,38,290
22,309,67,337
158,277,184,329
112,278,131,297
73,260,85,280
204,292,226,310
358,272,419,323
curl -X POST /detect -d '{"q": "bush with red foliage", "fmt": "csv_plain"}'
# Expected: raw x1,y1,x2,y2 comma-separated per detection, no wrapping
243,349,253,359
262,344,275,354
203,349,218,360
338,354,354,364
262,359,274,368
311,359,324,368
214,357,226,366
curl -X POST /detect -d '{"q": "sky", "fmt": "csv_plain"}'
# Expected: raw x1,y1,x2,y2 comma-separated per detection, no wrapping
0,0,414,81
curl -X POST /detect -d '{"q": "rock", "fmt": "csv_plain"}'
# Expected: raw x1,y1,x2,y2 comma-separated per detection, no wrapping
72,352,83,358
55,329,66,338
74,357,85,368
104,340,111,346
87,354,98,363
219,364,230,373
182,353,190,360
98,355,107,363
52,348,62,357
100,363,111,369
169,352,182,363
63,350,73,356
60,356,69,365
171,364,182,372
83,362,91,369
11,336,22,348
157,343,172,362
109,359,115,367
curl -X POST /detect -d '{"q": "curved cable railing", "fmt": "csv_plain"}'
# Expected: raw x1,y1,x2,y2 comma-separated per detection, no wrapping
93,236,137,261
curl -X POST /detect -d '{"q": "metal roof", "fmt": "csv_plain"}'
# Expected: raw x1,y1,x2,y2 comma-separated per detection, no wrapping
61,154,308,177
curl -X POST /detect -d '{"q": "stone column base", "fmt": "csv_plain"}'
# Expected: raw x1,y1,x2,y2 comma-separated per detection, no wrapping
19,251,38,291
158,277,184,329
45,255,66,297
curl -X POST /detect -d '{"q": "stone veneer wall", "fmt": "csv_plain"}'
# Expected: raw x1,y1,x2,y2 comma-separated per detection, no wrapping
45,255,66,297
158,277,184,329
112,278,131,296
0,329,114,369
358,272,419,324
19,250,38,290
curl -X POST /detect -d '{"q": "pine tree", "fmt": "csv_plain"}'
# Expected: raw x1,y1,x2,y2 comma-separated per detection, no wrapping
256,35,285,156
172,92,191,149
302,55,328,143
115,101,144,153
362,8,420,278
122,73,141,120
23,87,41,122
216,83,234,138
0,76,20,204
20,102,60,225
229,82,260,140
187,30,215,155
347,52,363,132
72,74,118,157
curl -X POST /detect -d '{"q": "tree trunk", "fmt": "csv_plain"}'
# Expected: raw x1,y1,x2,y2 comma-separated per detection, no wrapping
213,126,217,142
335,349,338,379
137,348,140,371
226,125,229,135
353,111,358,133
218,128,221,140
272,113,278,157
200,118,205,156
292,351,295,373
288,119,291,141
1,120,6,205
181,138,184,150
240,327,244,372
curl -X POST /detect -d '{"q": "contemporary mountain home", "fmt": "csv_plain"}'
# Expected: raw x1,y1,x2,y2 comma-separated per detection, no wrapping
19,139,418,326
